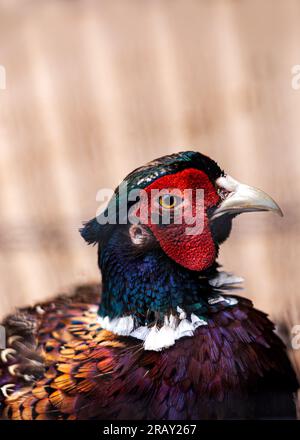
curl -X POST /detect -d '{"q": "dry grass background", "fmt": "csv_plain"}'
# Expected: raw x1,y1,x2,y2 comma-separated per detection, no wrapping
0,0,299,369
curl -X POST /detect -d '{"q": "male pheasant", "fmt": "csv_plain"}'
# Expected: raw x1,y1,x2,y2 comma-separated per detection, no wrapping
0,151,298,419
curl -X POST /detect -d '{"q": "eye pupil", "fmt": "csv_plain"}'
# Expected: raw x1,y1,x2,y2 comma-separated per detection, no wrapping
159,195,177,208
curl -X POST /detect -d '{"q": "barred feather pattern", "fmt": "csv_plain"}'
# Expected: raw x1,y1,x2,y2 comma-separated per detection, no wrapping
0,285,298,420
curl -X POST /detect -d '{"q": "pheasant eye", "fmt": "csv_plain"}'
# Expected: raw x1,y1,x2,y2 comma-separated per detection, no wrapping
159,194,181,209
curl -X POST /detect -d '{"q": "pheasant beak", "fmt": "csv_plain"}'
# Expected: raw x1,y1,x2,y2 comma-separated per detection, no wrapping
211,175,283,220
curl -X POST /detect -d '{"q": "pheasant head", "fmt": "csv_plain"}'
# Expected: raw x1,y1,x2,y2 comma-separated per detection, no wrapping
80,151,282,350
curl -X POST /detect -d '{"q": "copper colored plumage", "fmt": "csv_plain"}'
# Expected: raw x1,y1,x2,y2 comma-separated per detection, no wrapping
0,151,298,419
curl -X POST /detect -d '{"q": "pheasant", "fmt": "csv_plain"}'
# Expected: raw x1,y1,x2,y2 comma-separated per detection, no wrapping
0,151,298,420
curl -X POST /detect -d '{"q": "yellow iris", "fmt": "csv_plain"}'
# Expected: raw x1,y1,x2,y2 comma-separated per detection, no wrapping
159,194,177,209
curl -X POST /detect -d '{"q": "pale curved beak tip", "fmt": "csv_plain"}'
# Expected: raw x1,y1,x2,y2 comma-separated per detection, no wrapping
277,207,284,218
213,175,284,220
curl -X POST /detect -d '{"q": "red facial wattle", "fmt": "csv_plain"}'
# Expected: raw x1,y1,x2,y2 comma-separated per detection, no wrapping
144,168,221,271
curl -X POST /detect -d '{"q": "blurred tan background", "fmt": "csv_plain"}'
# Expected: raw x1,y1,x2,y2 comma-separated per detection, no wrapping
0,0,299,341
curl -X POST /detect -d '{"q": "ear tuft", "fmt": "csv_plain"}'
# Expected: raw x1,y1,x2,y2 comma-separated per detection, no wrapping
80,218,101,245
